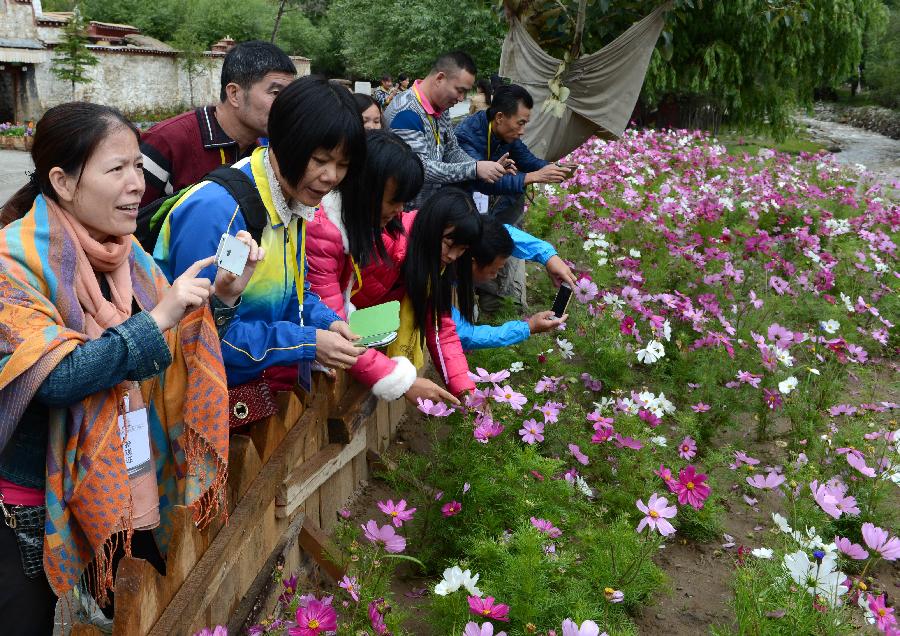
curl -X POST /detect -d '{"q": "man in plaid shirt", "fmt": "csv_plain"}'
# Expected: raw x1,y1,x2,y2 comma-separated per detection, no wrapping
384,51,511,209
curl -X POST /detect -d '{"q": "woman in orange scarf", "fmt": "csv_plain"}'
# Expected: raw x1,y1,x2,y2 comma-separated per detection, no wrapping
0,102,262,635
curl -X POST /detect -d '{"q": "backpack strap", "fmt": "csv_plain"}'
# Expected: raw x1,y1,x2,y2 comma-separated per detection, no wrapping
204,166,269,245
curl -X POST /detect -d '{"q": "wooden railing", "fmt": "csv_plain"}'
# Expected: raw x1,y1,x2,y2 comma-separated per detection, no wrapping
71,372,407,636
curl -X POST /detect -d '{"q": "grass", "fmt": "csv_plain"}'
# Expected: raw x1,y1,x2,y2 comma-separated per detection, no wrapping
716,131,827,156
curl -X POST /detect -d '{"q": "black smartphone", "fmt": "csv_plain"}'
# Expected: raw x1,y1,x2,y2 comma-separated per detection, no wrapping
551,283,573,318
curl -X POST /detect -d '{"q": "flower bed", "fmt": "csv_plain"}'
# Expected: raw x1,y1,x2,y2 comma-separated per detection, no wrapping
221,130,897,636
0,122,34,150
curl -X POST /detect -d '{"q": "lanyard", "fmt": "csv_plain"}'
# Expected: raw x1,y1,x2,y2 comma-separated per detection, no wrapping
219,148,227,165
285,218,307,325
412,84,441,147
349,255,362,297
487,122,492,159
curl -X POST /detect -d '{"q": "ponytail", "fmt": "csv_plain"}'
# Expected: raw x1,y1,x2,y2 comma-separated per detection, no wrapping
0,179,40,227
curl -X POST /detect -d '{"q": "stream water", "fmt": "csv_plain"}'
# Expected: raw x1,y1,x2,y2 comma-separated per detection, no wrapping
799,115,900,189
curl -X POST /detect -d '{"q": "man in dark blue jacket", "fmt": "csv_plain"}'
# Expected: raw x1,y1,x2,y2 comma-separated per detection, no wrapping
455,84,571,224
456,84,571,310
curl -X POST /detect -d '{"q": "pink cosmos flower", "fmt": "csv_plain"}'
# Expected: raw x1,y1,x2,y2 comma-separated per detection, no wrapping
530,516,562,538
655,464,677,492
828,404,858,417
377,499,416,527
746,472,786,490
467,596,510,622
469,367,511,384
463,622,507,636
442,501,462,517
678,436,697,460
568,443,589,465
289,598,337,636
537,401,562,423
194,627,227,636
862,523,900,561
590,421,615,444
736,370,762,388
834,536,868,560
561,618,604,636
417,398,454,417
473,418,505,443
842,450,876,477
867,593,896,632
339,575,360,601
573,277,599,303
518,419,545,444
762,388,782,410
730,451,760,470
810,480,858,519
674,465,711,510
493,385,528,411
613,433,643,450
636,493,677,536
691,402,711,413
361,520,406,553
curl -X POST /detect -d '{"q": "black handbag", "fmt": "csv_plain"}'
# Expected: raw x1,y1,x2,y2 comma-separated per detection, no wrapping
1,498,46,578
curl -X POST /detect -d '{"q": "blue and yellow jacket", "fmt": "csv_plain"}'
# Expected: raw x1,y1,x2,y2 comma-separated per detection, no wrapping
153,147,341,386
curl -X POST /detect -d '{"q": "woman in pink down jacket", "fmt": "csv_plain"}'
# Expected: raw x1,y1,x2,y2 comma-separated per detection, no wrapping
307,130,475,403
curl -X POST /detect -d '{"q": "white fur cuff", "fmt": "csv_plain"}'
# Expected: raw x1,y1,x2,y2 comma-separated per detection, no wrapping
371,356,417,401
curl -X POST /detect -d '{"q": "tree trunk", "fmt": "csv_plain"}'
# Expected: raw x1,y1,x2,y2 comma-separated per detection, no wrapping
188,69,195,107
570,0,588,59
271,0,288,43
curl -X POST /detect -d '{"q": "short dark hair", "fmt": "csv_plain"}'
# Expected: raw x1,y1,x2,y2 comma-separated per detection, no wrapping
268,75,367,243
380,73,392,83
353,92,380,117
397,73,409,83
220,41,296,102
487,84,533,121
471,216,513,267
430,51,476,77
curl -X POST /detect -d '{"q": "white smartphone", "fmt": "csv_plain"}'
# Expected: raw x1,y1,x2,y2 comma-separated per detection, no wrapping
215,233,250,277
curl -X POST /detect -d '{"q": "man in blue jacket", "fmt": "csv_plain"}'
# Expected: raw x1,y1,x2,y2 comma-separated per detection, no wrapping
452,217,573,350
455,84,571,224
456,84,572,312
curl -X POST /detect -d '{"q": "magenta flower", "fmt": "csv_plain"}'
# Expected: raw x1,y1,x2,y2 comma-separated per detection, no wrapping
518,419,545,444
678,436,697,460
367,599,389,635
467,596,510,622
674,465,710,510
193,627,227,636
417,398,454,417
636,493,677,536
442,501,462,517
530,516,562,538
862,523,900,561
339,575,360,601
591,421,615,444
377,499,416,527
867,593,896,632
655,464,677,492
746,472,786,490
493,385,528,411
834,536,869,560
613,433,643,450
762,388,782,410
361,520,406,553
289,598,337,636
473,418,505,443
568,443,589,465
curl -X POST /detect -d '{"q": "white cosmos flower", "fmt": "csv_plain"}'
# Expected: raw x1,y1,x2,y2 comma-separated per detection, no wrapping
772,512,792,534
820,319,840,334
751,547,774,559
636,340,665,364
778,376,798,394
629,248,641,258
783,550,848,606
774,347,794,368
650,435,668,447
556,338,575,360
433,566,482,597
509,361,525,373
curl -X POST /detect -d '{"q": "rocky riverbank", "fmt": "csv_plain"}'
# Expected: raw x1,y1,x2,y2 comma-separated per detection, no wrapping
812,101,900,140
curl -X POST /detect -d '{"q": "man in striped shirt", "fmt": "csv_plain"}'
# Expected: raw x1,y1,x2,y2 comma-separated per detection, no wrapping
383,51,510,209
139,41,296,206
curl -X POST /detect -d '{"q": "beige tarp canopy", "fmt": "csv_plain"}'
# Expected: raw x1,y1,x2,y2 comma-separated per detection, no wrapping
499,2,671,161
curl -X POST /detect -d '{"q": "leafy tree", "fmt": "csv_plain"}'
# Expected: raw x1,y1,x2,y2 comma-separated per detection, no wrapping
52,5,99,98
173,18,211,107
327,0,506,80
866,3,899,107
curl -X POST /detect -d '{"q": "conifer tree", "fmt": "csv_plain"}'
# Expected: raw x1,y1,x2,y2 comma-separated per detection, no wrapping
51,5,99,99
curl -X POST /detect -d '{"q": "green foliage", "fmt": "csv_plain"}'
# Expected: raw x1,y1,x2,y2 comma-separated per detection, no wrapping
51,5,99,98
866,4,900,108
327,0,506,79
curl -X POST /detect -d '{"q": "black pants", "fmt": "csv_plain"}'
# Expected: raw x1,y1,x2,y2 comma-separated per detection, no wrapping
0,524,166,633
0,523,56,636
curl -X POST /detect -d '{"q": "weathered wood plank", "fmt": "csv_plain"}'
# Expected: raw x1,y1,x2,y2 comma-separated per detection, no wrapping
297,517,344,582
327,381,377,444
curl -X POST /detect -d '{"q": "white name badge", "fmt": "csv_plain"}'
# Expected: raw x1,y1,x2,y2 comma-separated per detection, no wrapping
118,405,152,477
